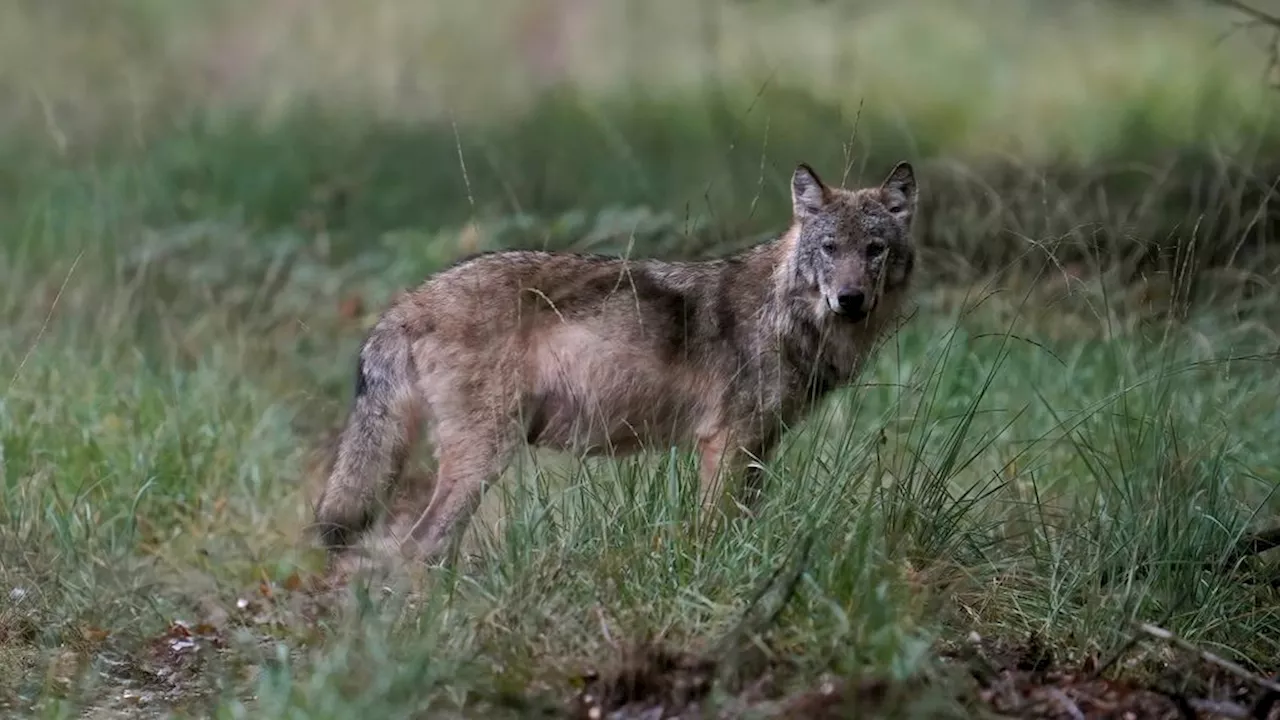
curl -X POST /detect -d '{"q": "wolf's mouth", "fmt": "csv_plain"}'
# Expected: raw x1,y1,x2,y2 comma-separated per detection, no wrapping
834,300,873,323
838,308,868,323
824,293,872,323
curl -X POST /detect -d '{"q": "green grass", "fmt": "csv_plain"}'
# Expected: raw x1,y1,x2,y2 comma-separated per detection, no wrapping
3,229,1279,716
3,0,1280,717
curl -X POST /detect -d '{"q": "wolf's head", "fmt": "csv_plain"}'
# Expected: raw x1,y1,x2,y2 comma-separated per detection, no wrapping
785,161,917,323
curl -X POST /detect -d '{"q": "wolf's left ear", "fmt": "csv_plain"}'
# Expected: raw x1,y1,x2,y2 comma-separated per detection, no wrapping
880,161,917,226
791,163,830,219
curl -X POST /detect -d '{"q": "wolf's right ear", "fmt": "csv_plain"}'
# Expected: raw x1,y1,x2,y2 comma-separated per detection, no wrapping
791,163,830,219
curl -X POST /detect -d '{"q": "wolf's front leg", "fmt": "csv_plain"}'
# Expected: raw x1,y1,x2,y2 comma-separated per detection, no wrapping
697,429,771,523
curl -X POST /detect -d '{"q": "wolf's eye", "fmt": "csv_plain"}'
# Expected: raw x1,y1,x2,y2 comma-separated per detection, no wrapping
866,240,887,258
820,239,838,255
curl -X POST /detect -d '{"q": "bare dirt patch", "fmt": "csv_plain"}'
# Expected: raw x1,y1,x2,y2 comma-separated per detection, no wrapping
559,634,1280,719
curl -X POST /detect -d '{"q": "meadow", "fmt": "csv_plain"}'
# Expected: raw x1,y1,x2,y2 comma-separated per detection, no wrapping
2,0,1280,717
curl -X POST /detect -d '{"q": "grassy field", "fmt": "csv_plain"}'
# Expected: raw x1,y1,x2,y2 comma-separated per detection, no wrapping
3,0,1280,717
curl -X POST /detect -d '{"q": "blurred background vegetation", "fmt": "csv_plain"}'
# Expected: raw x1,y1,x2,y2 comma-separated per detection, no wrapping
3,0,1278,278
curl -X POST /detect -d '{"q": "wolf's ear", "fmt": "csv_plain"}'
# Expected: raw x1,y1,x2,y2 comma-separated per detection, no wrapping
879,161,917,226
791,163,830,219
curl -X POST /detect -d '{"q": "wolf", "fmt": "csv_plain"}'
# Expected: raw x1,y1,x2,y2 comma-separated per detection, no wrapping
312,161,919,562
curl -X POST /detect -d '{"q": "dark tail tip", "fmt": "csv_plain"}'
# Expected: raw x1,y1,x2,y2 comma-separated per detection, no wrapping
314,507,373,554
317,523,355,554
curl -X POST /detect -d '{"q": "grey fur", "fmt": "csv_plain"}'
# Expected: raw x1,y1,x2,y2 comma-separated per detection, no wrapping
312,161,920,562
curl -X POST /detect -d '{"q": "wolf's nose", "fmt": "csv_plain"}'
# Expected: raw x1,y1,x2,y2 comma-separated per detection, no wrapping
837,290,865,316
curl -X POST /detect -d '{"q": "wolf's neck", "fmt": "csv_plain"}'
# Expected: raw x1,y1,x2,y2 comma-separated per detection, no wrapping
727,230,829,355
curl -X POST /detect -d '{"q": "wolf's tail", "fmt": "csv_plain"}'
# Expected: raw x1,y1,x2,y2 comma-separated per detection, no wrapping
313,321,421,552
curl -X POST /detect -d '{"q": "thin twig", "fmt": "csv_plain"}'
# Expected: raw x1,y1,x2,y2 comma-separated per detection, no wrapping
1046,688,1085,720
1137,623,1280,695
8,249,83,392
1208,0,1280,87
450,113,475,216
1231,526,1280,561
595,605,618,650
1209,0,1280,29
1205,525,1280,574
1091,602,1180,681
1188,698,1251,718
712,530,816,659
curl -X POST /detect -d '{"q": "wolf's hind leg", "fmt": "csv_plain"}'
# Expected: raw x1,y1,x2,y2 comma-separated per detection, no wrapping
401,416,518,563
